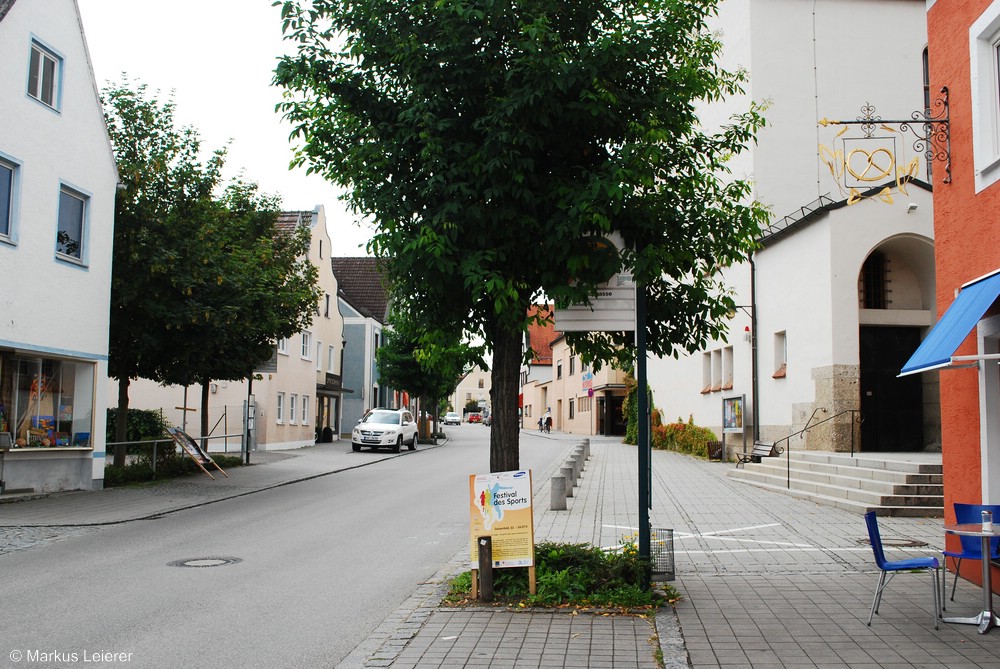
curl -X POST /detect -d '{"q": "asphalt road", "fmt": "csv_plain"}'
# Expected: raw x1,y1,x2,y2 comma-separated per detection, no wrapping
0,424,564,669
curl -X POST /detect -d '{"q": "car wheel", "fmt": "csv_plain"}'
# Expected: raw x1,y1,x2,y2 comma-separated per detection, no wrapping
392,436,402,453
408,434,416,451
352,443,361,452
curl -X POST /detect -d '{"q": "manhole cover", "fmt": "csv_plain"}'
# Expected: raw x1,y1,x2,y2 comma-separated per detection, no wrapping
858,538,928,548
168,556,243,568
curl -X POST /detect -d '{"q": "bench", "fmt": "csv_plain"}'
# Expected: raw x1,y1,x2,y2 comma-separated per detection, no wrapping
735,441,782,468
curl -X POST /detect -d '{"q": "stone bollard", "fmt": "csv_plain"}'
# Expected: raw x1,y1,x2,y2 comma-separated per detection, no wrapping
568,458,581,486
582,438,591,459
560,465,575,496
573,447,585,476
550,475,567,510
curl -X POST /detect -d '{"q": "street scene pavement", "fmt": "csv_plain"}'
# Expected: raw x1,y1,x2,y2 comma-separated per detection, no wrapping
1,430,997,668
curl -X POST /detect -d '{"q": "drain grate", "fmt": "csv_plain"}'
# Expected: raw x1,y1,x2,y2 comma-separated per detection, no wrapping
168,556,243,568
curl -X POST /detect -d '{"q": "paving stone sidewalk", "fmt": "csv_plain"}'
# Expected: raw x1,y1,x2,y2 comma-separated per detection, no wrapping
341,432,999,668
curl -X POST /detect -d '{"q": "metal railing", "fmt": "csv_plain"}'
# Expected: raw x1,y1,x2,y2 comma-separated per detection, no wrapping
105,433,244,473
773,408,862,489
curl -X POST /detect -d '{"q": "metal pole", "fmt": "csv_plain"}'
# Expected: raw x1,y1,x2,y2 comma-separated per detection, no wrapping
245,376,253,465
637,284,651,578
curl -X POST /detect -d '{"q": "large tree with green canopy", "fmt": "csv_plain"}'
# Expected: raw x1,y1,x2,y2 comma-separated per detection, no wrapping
273,0,768,472
103,80,319,463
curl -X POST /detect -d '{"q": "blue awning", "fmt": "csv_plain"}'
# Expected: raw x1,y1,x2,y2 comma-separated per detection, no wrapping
900,270,1000,376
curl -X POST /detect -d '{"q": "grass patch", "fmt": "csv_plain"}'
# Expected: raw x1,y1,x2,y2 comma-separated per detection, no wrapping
443,539,679,610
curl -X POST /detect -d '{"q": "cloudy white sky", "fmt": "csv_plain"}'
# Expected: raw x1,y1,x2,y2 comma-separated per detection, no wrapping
77,0,375,256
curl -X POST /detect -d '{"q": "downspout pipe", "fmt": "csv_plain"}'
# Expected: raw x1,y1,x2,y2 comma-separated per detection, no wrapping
750,255,760,443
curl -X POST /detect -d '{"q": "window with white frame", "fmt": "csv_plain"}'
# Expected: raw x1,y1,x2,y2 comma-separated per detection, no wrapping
277,337,288,354
324,294,331,317
569,398,575,419
302,395,310,424
0,157,16,240
556,360,563,379
28,40,61,109
316,341,322,371
56,186,86,261
569,356,575,375
301,331,312,359
970,4,1000,192
289,394,298,424
327,345,336,372
276,392,285,423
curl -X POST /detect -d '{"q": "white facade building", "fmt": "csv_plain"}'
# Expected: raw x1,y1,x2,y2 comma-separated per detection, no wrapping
647,0,937,454
0,0,118,491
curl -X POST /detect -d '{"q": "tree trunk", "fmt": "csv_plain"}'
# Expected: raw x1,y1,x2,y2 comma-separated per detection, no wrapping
489,321,523,473
113,377,130,468
200,379,211,452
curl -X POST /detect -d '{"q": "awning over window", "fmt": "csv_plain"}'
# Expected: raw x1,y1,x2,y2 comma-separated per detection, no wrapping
899,270,1000,376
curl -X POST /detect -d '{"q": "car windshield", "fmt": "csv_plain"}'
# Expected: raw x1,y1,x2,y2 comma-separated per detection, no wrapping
363,411,401,425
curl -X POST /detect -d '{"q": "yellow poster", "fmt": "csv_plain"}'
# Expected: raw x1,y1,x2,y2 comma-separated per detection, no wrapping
468,470,534,568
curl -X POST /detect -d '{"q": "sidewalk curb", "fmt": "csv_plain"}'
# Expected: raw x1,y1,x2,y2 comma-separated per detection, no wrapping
0,438,449,528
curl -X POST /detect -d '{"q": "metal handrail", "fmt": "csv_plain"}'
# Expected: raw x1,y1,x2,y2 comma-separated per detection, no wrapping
773,409,862,489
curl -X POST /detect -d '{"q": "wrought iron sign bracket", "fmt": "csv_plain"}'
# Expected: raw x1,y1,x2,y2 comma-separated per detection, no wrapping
819,87,951,185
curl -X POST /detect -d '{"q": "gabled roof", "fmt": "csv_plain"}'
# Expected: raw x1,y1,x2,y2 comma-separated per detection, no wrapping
527,304,557,364
275,210,312,233
0,0,17,23
758,178,933,247
331,257,390,322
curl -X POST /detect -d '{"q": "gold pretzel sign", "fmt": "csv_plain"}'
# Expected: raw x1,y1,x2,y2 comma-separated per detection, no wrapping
846,147,895,182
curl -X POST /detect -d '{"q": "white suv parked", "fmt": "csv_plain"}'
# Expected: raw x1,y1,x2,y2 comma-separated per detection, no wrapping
352,409,418,453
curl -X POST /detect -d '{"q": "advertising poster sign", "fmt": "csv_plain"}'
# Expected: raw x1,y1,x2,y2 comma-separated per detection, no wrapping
468,470,534,568
722,395,745,434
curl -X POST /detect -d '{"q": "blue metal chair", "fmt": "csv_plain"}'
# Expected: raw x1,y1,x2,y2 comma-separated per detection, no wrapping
865,511,941,629
943,503,1000,601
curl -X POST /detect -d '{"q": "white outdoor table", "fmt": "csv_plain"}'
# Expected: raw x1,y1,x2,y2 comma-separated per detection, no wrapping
943,523,1000,634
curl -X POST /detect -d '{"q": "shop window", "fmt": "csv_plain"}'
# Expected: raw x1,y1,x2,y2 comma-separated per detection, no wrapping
28,40,61,109
56,186,87,262
0,353,94,448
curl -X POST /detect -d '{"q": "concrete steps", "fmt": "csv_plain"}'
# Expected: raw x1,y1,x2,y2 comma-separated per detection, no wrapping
726,450,943,517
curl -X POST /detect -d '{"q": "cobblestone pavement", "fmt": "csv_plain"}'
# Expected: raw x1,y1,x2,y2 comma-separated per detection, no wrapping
0,525,101,555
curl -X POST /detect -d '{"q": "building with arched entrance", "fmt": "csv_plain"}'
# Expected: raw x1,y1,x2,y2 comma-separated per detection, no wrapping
646,0,937,456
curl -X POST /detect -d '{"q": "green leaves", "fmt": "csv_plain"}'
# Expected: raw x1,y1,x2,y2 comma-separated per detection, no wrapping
274,0,768,467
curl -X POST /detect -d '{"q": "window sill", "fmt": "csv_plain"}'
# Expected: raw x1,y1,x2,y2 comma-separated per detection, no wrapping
772,364,787,379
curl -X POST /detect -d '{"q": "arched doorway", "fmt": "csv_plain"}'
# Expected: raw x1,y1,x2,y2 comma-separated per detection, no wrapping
857,236,937,452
